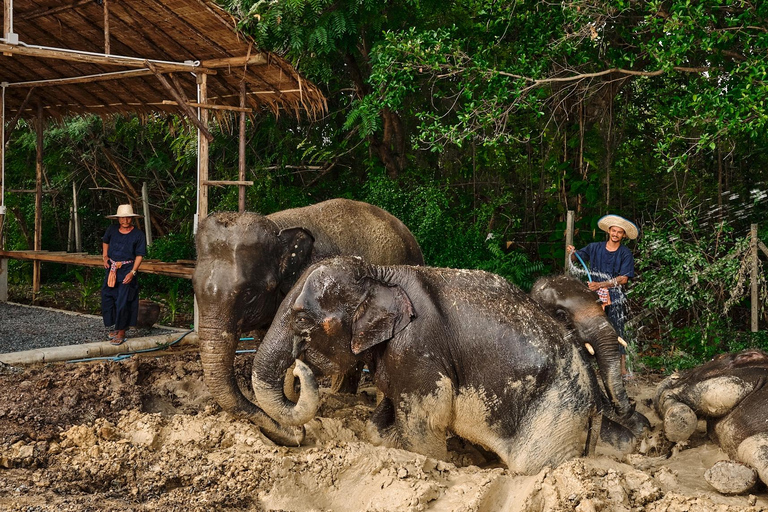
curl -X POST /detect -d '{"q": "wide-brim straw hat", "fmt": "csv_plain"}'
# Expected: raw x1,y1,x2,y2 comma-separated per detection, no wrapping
597,214,638,240
106,204,143,218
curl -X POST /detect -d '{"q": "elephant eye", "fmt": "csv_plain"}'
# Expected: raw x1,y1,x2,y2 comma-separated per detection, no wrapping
293,312,314,330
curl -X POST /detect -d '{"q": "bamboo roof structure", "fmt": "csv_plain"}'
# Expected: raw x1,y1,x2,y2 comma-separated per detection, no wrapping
0,0,326,121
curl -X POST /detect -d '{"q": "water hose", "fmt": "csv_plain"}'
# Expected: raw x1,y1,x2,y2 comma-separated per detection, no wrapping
573,251,593,282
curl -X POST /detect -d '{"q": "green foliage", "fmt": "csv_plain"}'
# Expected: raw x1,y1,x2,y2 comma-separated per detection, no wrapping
74,269,102,310
361,170,548,288
640,324,768,373
632,209,767,369
142,233,195,298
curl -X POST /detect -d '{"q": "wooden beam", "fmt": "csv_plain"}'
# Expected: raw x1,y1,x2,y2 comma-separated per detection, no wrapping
3,88,34,145
200,54,268,68
8,69,157,89
0,43,215,74
148,62,214,142
759,240,768,259
18,0,92,21
202,180,254,187
161,100,252,113
0,251,195,278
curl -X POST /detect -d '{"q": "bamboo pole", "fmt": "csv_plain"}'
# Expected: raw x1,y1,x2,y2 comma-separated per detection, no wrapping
197,72,209,221
238,81,246,213
103,0,110,55
565,210,574,271
147,62,213,142
73,181,81,252
33,103,43,300
142,182,152,246
751,224,758,332
67,205,73,252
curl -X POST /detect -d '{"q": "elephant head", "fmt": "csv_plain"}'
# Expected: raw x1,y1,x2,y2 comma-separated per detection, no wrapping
193,211,314,443
531,274,634,420
251,257,414,426
193,200,424,442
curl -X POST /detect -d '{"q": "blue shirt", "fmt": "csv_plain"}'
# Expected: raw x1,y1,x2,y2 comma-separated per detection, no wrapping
575,242,634,303
103,224,147,262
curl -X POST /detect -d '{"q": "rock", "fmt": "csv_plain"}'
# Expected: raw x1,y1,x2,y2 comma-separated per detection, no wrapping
704,460,757,495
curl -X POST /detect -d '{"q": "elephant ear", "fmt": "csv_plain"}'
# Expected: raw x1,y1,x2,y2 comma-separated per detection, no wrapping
351,279,415,355
277,227,315,293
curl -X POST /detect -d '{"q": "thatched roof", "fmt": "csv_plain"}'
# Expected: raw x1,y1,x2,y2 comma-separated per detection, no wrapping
0,0,326,122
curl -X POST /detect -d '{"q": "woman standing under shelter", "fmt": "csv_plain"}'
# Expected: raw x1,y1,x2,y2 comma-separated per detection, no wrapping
101,204,146,345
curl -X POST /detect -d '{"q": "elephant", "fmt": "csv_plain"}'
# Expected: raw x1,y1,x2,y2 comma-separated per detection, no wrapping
654,349,768,492
530,274,643,426
250,257,645,474
192,199,424,445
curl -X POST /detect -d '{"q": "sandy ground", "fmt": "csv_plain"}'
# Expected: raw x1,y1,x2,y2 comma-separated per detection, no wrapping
0,345,766,512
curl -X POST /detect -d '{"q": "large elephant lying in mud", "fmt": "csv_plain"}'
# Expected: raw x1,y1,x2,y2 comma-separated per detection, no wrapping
193,199,424,444
250,257,645,474
654,349,768,492
530,274,645,428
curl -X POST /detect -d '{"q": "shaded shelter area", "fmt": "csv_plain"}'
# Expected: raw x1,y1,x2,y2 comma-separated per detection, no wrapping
0,0,326,300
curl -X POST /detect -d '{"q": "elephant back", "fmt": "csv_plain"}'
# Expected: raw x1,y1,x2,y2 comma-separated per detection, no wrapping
268,198,424,266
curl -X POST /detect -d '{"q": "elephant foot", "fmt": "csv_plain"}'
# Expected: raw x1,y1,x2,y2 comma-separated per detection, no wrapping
663,403,698,443
704,460,758,495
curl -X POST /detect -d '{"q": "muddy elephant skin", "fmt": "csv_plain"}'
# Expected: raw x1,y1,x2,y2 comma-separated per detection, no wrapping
193,199,424,444
250,257,645,475
654,349,768,488
530,274,649,439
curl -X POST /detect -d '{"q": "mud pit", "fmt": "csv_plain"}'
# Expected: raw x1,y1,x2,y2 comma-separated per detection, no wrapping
0,349,766,511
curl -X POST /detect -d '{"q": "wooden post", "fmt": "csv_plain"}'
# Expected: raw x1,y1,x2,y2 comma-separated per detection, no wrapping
68,205,74,252
197,72,209,222
141,182,152,246
0,256,7,302
238,81,246,213
72,181,81,252
103,0,110,55
751,224,758,332
565,210,574,271
194,72,209,333
33,104,43,300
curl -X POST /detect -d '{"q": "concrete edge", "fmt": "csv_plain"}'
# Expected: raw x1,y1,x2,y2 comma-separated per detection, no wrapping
0,330,199,366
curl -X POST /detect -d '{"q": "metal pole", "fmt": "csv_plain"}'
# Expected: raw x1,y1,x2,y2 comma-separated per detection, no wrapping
751,224,758,332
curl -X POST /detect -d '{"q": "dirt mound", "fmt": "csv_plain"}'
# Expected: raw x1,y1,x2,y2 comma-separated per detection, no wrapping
0,352,765,511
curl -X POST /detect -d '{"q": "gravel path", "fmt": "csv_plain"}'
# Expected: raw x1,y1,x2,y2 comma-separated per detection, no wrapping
0,301,178,354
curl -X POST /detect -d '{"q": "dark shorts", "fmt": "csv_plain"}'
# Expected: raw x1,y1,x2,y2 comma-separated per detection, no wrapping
605,302,627,354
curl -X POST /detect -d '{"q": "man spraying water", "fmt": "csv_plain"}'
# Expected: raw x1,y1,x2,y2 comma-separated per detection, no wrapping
567,214,638,379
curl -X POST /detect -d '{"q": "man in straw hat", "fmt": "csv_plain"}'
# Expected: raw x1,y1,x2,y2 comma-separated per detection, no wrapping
567,214,638,379
101,204,146,345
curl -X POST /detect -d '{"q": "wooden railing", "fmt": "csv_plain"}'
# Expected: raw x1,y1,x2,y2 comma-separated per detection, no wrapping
0,250,195,302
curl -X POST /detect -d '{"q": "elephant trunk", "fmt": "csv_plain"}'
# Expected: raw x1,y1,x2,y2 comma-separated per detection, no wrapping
252,331,321,427
198,321,305,445
573,311,632,418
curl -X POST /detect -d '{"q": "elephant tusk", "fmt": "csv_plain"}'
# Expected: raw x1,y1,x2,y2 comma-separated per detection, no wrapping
584,343,595,355
618,336,627,348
